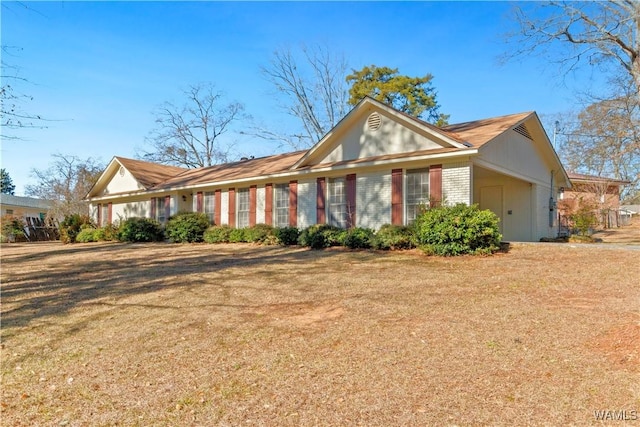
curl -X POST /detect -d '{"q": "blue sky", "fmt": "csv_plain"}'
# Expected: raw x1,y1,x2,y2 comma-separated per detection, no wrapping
2,1,595,195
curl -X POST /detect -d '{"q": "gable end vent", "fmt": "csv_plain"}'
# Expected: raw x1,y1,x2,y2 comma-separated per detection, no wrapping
367,112,382,131
513,123,533,140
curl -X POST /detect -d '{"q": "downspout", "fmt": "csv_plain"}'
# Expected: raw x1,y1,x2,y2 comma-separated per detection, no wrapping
549,171,556,229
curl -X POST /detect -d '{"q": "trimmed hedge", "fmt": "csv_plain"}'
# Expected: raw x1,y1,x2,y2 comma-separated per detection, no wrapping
165,212,210,243
414,203,502,256
117,217,164,242
370,224,416,250
274,226,300,246
204,225,232,243
298,224,346,249
342,227,374,249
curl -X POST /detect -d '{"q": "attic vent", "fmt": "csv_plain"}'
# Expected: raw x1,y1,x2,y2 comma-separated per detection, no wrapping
513,123,533,140
119,166,125,177
367,112,382,131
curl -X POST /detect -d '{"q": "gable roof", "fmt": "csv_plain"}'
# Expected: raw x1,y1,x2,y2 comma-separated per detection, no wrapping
114,157,188,189
87,103,567,199
441,111,534,147
292,97,469,169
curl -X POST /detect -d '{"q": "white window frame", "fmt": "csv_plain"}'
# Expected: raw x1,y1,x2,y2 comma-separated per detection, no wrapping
155,198,167,224
101,204,109,226
204,191,215,224
328,177,347,228
405,169,430,224
273,184,289,227
237,188,250,228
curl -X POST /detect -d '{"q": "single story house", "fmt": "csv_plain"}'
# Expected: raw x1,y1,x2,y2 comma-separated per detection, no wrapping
86,97,571,242
558,172,631,228
0,194,58,241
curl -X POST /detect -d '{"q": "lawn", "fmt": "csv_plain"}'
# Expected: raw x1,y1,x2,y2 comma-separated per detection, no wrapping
1,242,638,426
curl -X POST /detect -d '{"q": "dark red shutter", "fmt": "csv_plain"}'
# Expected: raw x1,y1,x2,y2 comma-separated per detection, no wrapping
429,164,442,207
107,203,112,224
289,180,298,227
214,190,221,225
346,174,356,228
249,185,257,227
196,192,203,213
228,188,236,227
391,169,403,225
264,184,273,225
316,177,326,224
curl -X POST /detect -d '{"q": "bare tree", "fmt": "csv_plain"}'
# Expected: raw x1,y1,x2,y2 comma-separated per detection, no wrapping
141,83,245,168
555,91,639,200
25,154,105,219
504,1,640,99
1,46,47,140
259,44,349,149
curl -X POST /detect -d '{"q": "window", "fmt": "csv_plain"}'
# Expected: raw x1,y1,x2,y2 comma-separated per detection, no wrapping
328,177,347,228
155,197,167,224
237,188,250,228
204,191,215,224
406,169,430,223
273,184,289,227
6,209,13,215
101,204,109,226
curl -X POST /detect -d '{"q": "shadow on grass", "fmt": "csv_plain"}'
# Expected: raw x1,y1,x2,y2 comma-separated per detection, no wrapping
0,243,386,341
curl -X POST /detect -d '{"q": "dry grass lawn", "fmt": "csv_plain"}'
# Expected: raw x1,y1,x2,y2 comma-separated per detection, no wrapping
1,241,639,426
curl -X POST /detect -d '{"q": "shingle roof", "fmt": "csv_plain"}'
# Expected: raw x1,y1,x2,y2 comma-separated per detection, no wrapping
567,172,631,185
442,112,533,146
153,151,307,189
115,157,188,189
0,194,53,209
109,110,537,193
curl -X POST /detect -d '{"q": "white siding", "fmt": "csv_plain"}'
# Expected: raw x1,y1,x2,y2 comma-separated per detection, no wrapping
356,171,391,230
443,162,471,205
220,191,229,225
102,167,144,195
256,186,266,224
110,199,151,223
297,180,316,229
322,109,444,164
478,130,550,186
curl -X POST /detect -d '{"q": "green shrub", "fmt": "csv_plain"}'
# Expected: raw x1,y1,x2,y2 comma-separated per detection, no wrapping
228,227,247,243
59,214,94,244
274,226,300,246
371,224,416,250
165,212,210,243
94,223,120,241
203,225,232,243
244,223,275,244
298,224,346,249
343,227,374,249
76,228,98,243
117,217,164,242
570,200,598,237
1,215,26,243
414,203,501,256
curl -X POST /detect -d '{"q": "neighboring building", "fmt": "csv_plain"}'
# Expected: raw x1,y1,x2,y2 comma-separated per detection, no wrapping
0,193,52,221
86,97,571,242
559,172,631,229
0,194,58,241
